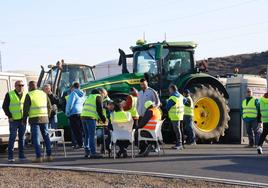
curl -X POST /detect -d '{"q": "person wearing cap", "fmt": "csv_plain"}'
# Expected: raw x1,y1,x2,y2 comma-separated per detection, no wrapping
241,88,261,147
183,89,196,145
123,87,139,129
137,78,160,118
166,84,185,150
2,80,27,162
257,91,268,154
81,89,106,158
136,100,162,157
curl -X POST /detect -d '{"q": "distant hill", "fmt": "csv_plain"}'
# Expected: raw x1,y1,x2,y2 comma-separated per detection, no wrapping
198,51,268,76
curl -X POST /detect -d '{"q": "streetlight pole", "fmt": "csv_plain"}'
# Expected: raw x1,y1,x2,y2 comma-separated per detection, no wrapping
0,41,5,72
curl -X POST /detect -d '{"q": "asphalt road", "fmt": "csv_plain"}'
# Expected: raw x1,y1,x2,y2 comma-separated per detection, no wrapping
0,144,268,184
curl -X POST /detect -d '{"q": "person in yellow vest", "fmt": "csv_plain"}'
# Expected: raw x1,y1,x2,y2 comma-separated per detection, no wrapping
183,89,196,145
137,100,162,157
22,81,52,163
166,84,185,150
123,87,139,129
257,92,268,154
2,80,27,162
241,88,261,147
111,101,132,158
81,89,106,159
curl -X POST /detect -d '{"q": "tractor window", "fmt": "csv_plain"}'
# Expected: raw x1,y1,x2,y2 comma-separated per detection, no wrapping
163,50,192,81
134,48,157,75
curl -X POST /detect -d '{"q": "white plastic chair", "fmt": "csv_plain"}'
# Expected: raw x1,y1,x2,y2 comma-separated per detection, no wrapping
41,129,67,158
138,119,165,156
111,113,135,159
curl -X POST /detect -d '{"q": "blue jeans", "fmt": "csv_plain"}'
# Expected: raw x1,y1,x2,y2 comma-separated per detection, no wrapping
8,121,26,160
49,116,57,129
244,119,261,146
82,119,96,155
31,123,51,158
183,115,196,144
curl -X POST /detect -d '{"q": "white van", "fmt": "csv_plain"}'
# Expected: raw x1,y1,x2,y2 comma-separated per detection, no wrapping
0,72,28,152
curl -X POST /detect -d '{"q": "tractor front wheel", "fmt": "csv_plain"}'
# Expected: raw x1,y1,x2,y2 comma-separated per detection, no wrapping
190,84,230,142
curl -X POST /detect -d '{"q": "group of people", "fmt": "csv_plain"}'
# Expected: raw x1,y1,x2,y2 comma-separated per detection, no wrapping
241,88,268,154
2,77,196,162
64,78,196,158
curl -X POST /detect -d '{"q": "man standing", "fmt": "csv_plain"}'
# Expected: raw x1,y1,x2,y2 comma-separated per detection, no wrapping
137,101,162,157
81,89,106,158
166,85,185,150
137,78,160,118
241,88,261,147
43,84,59,129
23,81,52,162
65,82,85,149
257,92,268,154
183,89,196,145
2,80,27,162
123,87,139,129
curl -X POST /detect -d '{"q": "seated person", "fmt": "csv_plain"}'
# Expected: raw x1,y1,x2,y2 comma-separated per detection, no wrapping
136,100,162,157
111,101,132,158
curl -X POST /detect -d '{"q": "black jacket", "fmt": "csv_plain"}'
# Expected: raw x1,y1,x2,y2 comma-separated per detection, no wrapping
2,90,23,121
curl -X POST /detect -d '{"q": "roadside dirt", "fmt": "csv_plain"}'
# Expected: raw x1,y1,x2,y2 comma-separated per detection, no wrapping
0,167,247,188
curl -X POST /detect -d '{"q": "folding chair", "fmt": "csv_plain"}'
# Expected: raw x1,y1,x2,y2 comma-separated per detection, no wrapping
111,118,135,159
41,129,67,158
138,119,165,156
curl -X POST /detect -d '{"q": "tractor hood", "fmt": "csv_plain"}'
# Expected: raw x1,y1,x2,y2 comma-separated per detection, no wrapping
80,73,144,94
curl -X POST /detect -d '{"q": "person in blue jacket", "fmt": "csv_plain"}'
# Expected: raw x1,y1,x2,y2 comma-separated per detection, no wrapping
65,82,85,149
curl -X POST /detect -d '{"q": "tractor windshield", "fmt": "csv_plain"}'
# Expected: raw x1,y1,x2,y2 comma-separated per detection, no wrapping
133,48,157,75
162,50,193,81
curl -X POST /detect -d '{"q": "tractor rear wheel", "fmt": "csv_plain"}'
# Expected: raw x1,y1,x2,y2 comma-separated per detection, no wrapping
190,84,230,141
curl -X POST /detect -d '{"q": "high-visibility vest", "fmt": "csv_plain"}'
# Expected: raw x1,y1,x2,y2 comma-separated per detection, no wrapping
81,94,100,120
184,96,194,117
111,111,131,123
143,107,161,130
28,90,48,118
242,98,257,119
8,90,26,120
168,95,184,121
260,97,268,123
128,95,139,118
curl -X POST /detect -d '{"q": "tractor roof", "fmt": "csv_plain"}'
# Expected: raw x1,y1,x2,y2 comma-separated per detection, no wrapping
131,41,197,51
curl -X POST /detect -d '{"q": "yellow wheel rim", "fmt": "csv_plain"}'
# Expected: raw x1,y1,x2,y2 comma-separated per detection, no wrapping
193,97,220,133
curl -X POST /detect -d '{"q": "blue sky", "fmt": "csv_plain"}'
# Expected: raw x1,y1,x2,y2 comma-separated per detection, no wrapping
0,0,267,72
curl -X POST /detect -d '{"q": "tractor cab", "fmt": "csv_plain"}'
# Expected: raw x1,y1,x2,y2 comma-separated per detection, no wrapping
119,41,197,95
37,60,95,97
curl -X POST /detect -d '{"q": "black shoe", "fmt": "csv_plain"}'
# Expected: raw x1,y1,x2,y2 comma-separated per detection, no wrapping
84,154,89,158
122,150,128,158
90,154,103,159
116,151,122,158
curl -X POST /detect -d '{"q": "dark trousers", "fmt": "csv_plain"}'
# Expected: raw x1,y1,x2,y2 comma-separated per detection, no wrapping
117,141,130,152
69,114,83,147
172,121,182,146
258,123,268,146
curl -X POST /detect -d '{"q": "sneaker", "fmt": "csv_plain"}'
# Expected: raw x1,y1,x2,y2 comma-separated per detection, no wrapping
32,157,43,163
142,144,153,157
257,146,263,154
8,158,15,163
45,156,53,162
19,157,27,161
172,145,183,150
84,154,89,158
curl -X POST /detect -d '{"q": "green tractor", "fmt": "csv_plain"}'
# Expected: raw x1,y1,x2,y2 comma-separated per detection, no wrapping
81,41,230,142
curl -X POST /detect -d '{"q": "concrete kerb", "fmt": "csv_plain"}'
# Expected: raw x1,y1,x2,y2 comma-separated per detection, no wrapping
0,164,268,187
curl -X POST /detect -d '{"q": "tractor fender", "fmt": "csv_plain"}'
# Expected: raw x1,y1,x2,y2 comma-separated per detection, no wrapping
180,74,229,99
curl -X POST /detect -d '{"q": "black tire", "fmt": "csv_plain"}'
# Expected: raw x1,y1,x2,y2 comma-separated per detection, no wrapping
0,144,8,153
190,84,230,142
